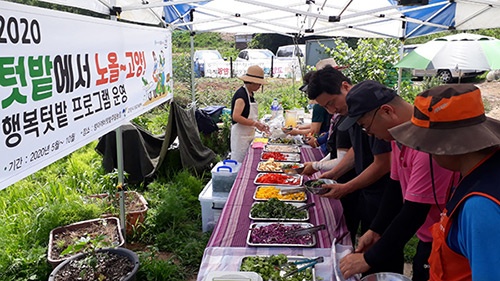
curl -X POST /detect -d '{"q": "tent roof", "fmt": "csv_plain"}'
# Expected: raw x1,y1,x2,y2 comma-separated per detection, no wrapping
38,0,500,39
178,0,452,38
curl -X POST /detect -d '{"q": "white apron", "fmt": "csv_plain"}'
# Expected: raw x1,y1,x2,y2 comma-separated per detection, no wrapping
230,86,258,163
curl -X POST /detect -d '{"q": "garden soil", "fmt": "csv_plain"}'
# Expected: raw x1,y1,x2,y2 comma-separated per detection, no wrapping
477,80,500,119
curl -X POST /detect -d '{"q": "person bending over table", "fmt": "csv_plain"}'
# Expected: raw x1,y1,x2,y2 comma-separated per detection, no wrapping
285,71,331,155
307,65,404,276
230,65,270,163
337,81,458,281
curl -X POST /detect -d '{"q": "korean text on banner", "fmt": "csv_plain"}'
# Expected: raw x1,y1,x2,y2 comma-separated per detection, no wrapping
0,1,173,190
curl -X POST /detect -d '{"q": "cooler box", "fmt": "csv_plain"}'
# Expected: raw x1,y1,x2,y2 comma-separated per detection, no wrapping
211,159,241,192
198,180,229,232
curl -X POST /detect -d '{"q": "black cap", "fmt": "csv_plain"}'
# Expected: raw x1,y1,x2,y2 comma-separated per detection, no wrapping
299,84,308,92
337,80,397,131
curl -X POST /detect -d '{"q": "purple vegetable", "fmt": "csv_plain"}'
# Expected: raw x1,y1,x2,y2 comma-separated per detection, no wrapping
250,224,313,245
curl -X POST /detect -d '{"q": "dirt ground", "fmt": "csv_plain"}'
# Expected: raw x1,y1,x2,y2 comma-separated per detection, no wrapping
476,80,500,119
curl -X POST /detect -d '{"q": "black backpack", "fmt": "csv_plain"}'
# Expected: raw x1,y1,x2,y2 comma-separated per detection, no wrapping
195,109,219,135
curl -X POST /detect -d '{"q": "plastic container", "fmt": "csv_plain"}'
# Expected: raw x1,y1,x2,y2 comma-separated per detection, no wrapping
285,110,298,128
204,271,263,281
271,98,280,119
211,159,241,192
198,180,230,232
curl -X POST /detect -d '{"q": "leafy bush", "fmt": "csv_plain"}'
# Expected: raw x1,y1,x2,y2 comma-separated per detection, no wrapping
137,247,186,280
200,113,232,157
172,53,192,84
325,38,402,86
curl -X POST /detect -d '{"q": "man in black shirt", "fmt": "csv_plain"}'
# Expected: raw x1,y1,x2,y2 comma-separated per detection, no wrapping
307,66,404,276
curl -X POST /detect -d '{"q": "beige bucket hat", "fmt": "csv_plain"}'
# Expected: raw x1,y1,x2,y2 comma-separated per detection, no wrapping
239,65,267,85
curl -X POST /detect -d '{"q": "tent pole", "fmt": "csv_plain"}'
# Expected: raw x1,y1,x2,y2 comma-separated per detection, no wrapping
397,40,404,95
190,33,196,103
115,126,126,241
109,0,127,241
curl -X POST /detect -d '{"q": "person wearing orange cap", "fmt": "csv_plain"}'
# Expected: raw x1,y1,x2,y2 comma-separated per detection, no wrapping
230,65,270,163
390,84,500,280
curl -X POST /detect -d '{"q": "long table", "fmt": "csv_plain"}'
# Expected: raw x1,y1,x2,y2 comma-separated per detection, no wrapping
197,145,352,281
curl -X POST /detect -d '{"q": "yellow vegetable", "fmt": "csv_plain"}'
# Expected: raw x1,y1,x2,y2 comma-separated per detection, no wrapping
255,186,305,201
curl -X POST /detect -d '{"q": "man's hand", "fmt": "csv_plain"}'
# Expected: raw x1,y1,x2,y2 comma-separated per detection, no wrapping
319,170,336,180
356,230,381,253
320,182,350,199
302,162,318,175
339,253,370,279
306,135,319,147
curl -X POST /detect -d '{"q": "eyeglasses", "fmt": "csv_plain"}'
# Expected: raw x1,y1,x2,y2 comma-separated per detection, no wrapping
361,107,381,133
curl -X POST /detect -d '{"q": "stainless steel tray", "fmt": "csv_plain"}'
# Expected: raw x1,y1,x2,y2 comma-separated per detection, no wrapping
253,186,307,202
268,137,304,146
253,172,303,186
246,222,316,247
263,144,301,154
249,202,309,222
256,161,304,173
260,151,301,162
240,255,317,281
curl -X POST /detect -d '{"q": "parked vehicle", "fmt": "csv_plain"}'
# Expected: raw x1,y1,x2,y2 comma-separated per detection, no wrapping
236,49,275,75
403,44,485,83
276,44,306,61
236,48,275,61
193,49,225,77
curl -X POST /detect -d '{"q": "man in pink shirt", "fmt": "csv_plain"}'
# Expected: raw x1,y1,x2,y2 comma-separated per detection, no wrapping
337,81,459,280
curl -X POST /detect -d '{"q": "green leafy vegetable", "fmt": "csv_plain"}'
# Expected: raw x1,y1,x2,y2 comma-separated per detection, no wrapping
250,198,307,219
240,254,315,281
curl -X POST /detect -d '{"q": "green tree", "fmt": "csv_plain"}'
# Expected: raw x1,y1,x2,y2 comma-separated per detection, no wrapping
326,38,402,87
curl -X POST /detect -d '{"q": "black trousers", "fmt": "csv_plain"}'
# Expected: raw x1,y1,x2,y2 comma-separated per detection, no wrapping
340,190,361,245
361,188,404,276
412,240,432,281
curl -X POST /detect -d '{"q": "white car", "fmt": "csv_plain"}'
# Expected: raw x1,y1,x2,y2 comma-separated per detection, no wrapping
403,44,485,83
236,48,275,61
193,49,225,77
276,44,306,61
236,49,275,75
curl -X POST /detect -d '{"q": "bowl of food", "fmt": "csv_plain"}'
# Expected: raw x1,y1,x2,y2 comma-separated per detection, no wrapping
281,163,305,175
303,179,336,195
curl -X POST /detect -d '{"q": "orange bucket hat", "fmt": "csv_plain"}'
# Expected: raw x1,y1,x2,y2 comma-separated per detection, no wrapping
389,84,500,155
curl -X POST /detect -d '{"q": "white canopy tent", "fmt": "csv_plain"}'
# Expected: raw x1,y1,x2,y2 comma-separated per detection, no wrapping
39,0,500,39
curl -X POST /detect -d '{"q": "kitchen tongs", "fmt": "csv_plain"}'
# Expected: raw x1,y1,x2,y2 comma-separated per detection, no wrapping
295,202,315,212
284,224,326,237
279,187,306,195
281,256,325,278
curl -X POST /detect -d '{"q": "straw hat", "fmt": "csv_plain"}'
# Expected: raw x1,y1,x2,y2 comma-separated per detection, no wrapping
316,58,339,70
239,65,267,85
315,58,349,71
389,84,500,155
